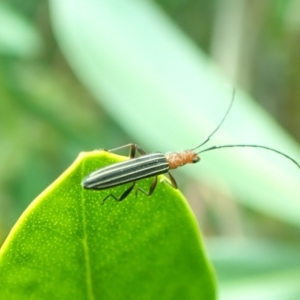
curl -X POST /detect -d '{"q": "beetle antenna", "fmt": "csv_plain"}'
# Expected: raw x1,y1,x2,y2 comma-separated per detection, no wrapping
197,144,300,170
192,89,235,151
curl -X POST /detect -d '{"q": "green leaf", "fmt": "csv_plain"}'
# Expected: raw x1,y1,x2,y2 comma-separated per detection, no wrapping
48,0,300,227
0,151,216,299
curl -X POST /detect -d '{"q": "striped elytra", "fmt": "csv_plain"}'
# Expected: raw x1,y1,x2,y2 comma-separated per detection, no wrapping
83,153,169,190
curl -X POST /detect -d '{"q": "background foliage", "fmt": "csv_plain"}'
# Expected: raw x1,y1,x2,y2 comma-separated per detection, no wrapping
1,1,300,299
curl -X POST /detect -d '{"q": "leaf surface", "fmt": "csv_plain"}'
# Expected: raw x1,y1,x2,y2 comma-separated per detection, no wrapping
0,151,216,299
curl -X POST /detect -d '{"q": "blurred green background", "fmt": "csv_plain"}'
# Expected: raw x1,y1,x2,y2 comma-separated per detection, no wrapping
1,0,300,299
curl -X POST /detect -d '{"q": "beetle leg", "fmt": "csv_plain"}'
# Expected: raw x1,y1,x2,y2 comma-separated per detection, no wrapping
160,172,178,189
101,182,136,204
106,144,147,158
135,176,158,197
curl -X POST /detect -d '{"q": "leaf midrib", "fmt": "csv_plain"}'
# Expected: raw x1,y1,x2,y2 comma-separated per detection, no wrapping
81,163,95,300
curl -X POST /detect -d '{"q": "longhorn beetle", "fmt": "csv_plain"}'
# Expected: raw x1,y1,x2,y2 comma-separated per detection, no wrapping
82,91,300,204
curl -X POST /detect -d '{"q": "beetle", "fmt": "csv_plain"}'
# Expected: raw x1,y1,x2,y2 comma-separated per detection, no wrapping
82,92,300,204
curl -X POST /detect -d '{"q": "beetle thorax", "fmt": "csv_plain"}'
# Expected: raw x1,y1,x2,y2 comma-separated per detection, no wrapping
165,150,200,169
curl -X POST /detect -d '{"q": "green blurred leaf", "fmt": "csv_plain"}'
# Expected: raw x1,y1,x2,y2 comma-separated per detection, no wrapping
0,151,216,299
220,269,300,300
208,238,300,300
49,0,300,227
0,3,43,57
